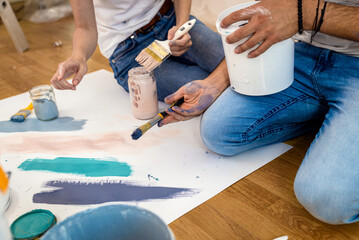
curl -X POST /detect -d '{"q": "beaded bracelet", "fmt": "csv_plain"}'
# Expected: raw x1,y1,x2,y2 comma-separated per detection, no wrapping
298,0,303,34
310,0,328,42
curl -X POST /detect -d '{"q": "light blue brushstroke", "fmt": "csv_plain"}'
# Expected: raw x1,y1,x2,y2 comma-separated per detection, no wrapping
0,117,86,132
18,157,132,177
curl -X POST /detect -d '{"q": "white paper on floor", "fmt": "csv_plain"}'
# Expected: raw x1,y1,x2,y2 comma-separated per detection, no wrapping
0,69,292,224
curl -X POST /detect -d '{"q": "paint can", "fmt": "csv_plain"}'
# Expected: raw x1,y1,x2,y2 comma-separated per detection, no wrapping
128,67,159,120
42,204,175,240
29,85,59,121
216,2,294,96
10,209,57,240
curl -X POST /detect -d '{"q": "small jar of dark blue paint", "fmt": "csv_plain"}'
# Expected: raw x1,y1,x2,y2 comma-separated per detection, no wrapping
29,85,59,121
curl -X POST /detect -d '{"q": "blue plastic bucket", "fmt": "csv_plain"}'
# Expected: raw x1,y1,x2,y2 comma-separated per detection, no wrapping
42,205,175,240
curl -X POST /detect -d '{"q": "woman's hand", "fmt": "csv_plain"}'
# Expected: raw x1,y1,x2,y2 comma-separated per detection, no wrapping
50,57,88,90
167,26,192,56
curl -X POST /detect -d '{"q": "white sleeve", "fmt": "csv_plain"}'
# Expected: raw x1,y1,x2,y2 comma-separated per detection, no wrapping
325,0,359,7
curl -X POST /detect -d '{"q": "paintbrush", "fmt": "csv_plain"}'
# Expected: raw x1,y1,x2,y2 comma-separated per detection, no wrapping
10,103,33,122
131,97,185,140
136,19,196,72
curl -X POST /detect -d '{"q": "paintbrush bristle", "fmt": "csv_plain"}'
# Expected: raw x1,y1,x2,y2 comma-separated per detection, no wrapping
131,122,153,140
135,41,170,72
10,109,31,122
131,128,143,140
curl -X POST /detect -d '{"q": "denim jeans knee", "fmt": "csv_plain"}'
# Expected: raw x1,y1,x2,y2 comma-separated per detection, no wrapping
294,169,359,224
200,90,254,156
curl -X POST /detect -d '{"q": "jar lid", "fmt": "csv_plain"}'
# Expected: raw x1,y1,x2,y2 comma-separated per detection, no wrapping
29,85,54,97
11,209,56,240
128,66,153,79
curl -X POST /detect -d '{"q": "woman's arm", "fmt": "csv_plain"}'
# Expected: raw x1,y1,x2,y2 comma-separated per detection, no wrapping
50,0,97,90
70,0,98,62
167,0,193,56
173,0,191,26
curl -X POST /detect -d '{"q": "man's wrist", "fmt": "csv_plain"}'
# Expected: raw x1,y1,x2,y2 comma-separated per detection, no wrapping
205,69,230,93
302,0,320,31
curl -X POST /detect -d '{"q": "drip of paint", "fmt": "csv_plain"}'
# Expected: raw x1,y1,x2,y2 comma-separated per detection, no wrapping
33,180,197,205
18,157,132,177
148,174,159,181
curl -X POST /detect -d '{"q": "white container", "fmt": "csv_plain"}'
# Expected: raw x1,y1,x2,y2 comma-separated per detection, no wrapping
0,213,12,240
216,2,294,96
0,192,12,240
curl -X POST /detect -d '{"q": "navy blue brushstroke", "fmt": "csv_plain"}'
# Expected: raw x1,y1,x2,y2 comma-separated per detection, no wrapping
0,117,86,132
33,180,197,205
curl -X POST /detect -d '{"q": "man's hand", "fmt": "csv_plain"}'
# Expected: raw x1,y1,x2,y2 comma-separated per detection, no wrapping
167,26,192,56
221,0,297,58
158,80,221,127
50,57,88,90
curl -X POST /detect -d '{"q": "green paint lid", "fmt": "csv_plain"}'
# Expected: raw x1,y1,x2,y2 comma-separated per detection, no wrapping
10,209,57,240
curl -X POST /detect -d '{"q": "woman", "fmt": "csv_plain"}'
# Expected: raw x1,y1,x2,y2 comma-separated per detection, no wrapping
50,0,224,101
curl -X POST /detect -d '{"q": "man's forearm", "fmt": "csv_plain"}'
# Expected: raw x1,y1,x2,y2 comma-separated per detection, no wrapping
205,59,230,93
303,0,359,41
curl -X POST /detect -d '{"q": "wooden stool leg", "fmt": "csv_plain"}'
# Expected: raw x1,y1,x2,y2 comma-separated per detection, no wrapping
0,0,29,52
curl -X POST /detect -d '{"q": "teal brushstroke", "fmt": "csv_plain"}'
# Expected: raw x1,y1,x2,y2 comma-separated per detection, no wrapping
18,157,132,177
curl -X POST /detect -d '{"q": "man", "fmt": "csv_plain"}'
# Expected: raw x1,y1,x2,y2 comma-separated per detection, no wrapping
161,0,359,224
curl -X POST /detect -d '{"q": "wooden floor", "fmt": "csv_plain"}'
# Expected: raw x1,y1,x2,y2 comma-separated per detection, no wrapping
1,17,359,240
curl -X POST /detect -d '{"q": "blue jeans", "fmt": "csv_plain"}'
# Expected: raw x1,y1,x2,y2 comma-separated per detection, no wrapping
109,7,224,101
201,42,359,224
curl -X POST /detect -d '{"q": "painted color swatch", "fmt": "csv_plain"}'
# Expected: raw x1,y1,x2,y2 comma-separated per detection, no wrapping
33,180,196,205
18,157,132,177
0,117,86,133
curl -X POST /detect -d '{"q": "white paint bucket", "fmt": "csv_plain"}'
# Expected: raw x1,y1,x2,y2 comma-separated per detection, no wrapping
216,2,294,96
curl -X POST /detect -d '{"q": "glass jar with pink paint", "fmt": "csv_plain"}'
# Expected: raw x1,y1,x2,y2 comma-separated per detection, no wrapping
128,67,159,119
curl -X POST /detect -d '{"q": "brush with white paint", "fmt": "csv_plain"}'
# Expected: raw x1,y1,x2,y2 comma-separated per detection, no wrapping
135,19,196,72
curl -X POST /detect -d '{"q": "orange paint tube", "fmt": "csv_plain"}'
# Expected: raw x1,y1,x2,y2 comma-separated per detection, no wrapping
0,165,8,194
